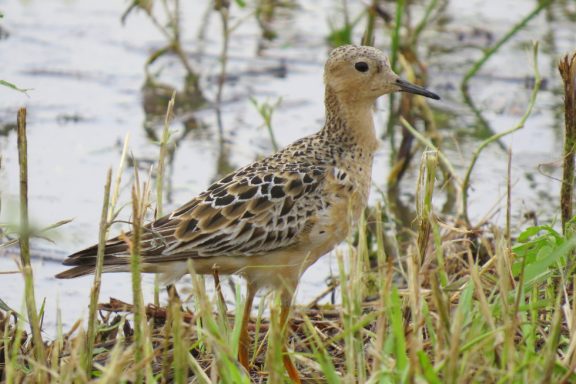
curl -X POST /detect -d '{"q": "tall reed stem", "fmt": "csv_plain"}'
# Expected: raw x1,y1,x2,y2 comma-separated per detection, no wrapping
129,177,151,383
16,108,46,376
416,150,438,262
156,92,176,220
83,169,112,375
154,92,175,306
559,52,576,234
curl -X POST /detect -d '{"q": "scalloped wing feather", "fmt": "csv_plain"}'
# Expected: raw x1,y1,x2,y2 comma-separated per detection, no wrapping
162,165,328,259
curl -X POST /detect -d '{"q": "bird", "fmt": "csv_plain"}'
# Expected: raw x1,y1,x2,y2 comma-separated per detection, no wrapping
56,44,439,382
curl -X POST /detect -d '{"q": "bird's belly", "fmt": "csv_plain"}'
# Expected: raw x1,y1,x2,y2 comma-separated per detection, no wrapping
152,248,324,290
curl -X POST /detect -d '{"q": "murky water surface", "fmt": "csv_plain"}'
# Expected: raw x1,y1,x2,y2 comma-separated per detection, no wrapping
0,0,574,332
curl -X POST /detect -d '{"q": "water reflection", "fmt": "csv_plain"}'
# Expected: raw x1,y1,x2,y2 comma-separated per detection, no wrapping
142,76,205,118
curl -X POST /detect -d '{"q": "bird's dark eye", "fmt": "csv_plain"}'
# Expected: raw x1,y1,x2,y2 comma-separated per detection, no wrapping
355,62,369,72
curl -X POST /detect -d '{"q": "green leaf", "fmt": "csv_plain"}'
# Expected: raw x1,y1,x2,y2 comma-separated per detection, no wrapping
92,347,108,355
0,297,16,312
417,350,442,384
512,224,567,279
521,239,576,289
0,79,31,95
389,287,408,374
300,315,340,384
457,282,474,321
0,298,25,321
517,225,546,243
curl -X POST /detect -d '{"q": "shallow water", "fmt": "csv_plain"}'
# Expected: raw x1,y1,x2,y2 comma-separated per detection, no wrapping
0,0,573,333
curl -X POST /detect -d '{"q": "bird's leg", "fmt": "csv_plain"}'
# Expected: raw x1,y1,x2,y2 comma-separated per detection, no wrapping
238,282,257,371
280,287,301,384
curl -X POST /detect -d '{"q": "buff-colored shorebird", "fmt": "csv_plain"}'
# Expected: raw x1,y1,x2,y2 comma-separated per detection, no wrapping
57,45,439,382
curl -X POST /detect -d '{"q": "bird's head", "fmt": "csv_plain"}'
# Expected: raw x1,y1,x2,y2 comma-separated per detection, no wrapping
324,45,440,102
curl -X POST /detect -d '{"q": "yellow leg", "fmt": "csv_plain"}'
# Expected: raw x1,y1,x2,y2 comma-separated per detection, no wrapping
280,288,301,384
238,283,257,371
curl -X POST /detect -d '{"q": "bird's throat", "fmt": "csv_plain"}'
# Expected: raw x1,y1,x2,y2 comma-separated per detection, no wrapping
322,86,379,152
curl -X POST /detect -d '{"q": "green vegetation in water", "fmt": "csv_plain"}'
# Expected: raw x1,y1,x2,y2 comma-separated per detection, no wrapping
460,0,553,137
460,42,542,226
250,96,282,151
327,0,366,47
123,0,205,117
0,79,30,95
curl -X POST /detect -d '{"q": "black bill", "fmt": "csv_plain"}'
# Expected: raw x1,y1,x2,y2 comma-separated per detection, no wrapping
395,78,440,100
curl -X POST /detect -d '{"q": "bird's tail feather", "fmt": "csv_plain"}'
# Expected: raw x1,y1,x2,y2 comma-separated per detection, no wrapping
55,264,131,279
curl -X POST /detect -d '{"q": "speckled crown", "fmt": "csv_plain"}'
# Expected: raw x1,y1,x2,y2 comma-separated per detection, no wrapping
328,45,385,61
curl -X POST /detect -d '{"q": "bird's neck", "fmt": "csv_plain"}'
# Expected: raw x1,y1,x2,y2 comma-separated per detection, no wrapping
321,85,379,152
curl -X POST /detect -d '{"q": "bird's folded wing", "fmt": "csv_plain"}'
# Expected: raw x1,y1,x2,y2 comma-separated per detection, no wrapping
63,164,328,266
